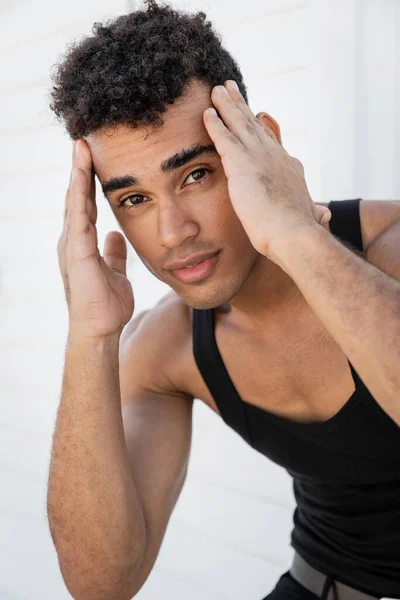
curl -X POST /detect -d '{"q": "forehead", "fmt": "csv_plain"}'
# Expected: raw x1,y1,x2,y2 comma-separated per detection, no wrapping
87,79,215,182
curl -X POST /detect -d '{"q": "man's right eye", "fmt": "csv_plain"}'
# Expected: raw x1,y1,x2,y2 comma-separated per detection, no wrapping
118,194,148,209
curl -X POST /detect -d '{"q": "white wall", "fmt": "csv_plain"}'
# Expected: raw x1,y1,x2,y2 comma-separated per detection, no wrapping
0,1,398,599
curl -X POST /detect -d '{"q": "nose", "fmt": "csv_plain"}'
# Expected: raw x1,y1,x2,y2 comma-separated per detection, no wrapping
157,196,200,249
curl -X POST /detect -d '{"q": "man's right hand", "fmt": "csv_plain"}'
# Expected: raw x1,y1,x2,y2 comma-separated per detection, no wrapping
57,139,135,340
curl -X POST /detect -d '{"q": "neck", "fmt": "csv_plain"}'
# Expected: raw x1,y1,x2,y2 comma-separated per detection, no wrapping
226,253,304,331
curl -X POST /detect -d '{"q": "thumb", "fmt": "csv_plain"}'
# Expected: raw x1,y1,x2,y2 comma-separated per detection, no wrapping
103,231,128,276
314,205,332,226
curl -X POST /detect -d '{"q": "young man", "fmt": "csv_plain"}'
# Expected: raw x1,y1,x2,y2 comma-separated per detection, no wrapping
47,1,400,599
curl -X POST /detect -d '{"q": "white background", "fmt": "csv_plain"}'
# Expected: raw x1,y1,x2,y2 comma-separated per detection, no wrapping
0,0,399,598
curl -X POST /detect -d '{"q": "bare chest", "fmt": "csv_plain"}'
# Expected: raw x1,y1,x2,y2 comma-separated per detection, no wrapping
178,306,356,424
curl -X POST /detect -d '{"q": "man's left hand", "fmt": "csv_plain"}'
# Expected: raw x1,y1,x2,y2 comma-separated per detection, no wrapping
203,80,331,262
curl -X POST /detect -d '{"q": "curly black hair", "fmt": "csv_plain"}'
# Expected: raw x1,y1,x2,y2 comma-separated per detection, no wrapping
48,0,248,140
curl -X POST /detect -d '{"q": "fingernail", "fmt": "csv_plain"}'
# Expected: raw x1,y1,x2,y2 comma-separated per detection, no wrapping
207,107,218,117
229,80,239,91
217,85,228,95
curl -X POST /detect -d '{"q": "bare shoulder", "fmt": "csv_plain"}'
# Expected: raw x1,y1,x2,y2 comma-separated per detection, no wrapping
118,290,192,398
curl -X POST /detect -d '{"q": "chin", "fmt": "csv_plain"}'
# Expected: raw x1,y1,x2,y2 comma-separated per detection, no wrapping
165,249,259,310
175,276,245,311
182,296,222,311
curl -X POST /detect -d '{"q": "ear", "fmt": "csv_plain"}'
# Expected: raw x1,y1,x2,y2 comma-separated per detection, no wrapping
255,112,282,145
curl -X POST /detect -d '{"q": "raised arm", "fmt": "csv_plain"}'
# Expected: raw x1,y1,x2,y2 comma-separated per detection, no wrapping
117,302,194,596
47,138,193,600
47,301,193,600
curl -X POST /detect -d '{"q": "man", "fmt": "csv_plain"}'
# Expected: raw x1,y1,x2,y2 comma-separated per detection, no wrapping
47,1,400,599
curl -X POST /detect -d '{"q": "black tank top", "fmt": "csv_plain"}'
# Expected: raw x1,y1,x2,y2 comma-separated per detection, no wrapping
192,199,400,597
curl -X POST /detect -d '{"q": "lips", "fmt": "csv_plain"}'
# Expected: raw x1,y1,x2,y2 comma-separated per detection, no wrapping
165,250,220,271
170,251,221,284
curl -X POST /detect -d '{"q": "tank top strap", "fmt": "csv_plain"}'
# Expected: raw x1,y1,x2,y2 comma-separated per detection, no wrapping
327,198,364,254
347,359,360,386
192,307,254,447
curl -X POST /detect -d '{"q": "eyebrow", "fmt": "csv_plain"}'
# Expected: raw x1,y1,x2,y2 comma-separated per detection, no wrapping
101,142,218,200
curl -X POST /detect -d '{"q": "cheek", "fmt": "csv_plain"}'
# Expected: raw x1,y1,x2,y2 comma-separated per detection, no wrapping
203,177,238,228
212,189,247,237
211,187,256,253
115,217,155,262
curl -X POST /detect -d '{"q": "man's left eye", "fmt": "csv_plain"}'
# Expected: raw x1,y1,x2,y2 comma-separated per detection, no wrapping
184,168,210,186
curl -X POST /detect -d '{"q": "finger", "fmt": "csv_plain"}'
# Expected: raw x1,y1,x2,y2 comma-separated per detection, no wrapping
210,85,260,149
320,207,332,225
64,140,79,241
58,140,78,267
89,166,97,224
222,80,279,143
314,205,332,225
220,80,281,151
63,140,78,223
203,107,246,175
74,139,97,226
224,80,270,144
103,231,127,276
68,167,98,264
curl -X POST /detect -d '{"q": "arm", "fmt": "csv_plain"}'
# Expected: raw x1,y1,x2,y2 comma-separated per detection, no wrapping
47,300,193,600
117,301,193,597
47,332,145,600
272,218,400,426
199,80,400,424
